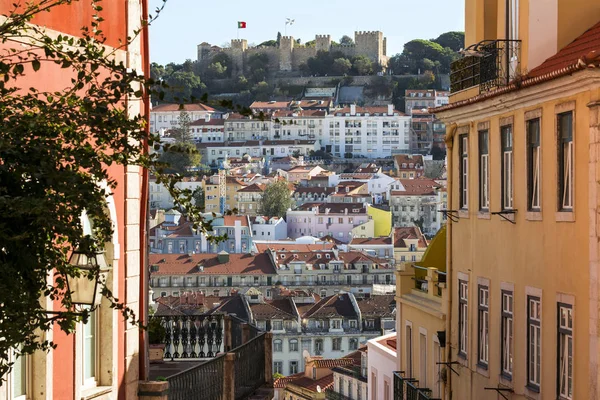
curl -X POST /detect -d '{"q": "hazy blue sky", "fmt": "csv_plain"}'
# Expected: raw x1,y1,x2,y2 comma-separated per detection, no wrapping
148,0,465,65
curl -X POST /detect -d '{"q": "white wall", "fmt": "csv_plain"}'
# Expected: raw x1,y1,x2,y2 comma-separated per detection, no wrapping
367,333,397,400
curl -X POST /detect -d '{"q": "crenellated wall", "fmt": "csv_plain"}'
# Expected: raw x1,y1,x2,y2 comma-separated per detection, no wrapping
197,31,389,76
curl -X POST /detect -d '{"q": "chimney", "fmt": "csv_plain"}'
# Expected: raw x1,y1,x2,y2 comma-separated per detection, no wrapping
217,251,230,264
350,104,356,116
387,104,393,116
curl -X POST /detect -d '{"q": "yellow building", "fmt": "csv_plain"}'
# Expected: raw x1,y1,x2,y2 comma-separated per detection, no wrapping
395,226,447,399
367,204,392,237
204,175,247,212
437,3,600,399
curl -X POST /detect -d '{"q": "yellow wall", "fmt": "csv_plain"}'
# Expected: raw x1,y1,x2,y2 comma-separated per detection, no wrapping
352,219,374,239
368,205,392,237
443,83,597,399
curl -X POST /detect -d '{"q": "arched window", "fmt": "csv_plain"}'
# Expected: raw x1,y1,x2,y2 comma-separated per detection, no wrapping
273,339,283,352
289,339,298,351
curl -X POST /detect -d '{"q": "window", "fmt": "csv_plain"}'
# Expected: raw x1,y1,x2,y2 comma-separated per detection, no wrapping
332,319,342,329
501,291,514,377
501,125,514,210
289,361,298,374
315,339,324,355
82,308,97,387
332,338,342,351
419,333,427,386
477,285,489,367
10,349,27,400
458,280,468,357
479,130,489,210
349,338,359,350
527,296,541,390
405,324,413,377
558,303,573,399
558,112,574,211
525,118,542,211
273,361,283,374
273,339,282,352
272,320,283,331
459,134,469,209
289,339,298,352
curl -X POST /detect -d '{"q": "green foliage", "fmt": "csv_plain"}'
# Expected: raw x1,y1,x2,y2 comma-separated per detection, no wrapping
148,318,167,344
273,373,284,380
366,76,396,98
252,81,272,101
259,181,293,217
432,31,465,52
430,145,446,161
340,35,354,45
247,53,270,82
276,32,282,46
258,40,277,47
164,70,206,103
159,143,201,174
171,110,193,143
332,58,352,75
0,2,219,377
206,62,228,79
352,55,373,75
192,187,206,211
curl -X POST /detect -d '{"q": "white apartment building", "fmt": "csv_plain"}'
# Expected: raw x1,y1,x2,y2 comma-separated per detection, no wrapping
198,140,319,165
404,89,449,115
367,332,398,400
149,103,220,134
323,104,411,158
149,175,204,210
250,216,288,240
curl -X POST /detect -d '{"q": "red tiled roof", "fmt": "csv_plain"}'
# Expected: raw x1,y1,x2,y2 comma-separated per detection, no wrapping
273,373,304,388
250,101,290,109
392,178,440,196
302,294,358,319
312,358,354,368
288,374,334,392
394,154,424,168
152,103,216,112
250,299,297,319
236,183,265,193
394,226,428,248
149,253,276,275
435,21,600,113
254,243,335,253
378,337,397,351
222,215,250,227
272,109,327,117
190,119,225,126
335,106,404,116
349,237,392,245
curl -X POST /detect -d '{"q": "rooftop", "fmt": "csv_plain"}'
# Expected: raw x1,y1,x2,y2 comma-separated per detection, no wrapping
149,253,276,275
152,103,216,112
394,226,428,248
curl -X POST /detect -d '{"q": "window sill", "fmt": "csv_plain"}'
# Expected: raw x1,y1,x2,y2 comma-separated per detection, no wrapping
476,363,489,377
556,211,575,222
458,210,469,219
498,210,515,222
526,211,542,221
81,386,113,400
524,385,541,400
477,211,491,220
457,352,468,367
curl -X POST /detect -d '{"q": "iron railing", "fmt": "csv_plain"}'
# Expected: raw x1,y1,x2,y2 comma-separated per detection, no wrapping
234,333,267,399
450,39,521,93
167,354,225,400
156,314,224,360
393,371,440,400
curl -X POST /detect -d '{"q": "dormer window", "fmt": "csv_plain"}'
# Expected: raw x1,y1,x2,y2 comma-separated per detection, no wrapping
317,254,322,259
280,255,285,259
326,254,331,259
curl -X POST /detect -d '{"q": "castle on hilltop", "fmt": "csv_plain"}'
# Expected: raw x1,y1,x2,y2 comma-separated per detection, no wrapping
197,31,389,76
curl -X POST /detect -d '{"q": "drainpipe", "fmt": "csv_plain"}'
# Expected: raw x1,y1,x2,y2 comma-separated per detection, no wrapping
444,123,457,399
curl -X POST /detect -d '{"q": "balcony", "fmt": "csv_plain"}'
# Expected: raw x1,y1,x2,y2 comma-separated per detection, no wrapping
450,39,521,94
149,314,272,400
393,371,440,400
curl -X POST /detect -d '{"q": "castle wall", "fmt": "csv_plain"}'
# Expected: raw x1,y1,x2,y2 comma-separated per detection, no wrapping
245,47,280,74
292,47,317,70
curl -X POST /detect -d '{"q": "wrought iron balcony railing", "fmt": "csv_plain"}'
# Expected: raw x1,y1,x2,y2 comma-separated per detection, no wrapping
450,39,521,94
393,371,440,400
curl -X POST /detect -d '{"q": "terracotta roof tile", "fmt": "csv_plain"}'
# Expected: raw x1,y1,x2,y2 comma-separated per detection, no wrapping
356,294,396,317
288,374,334,392
312,358,354,368
349,237,392,245
273,373,304,388
394,226,428,248
152,103,216,112
149,253,275,275
302,294,358,319
222,215,250,227
254,243,335,253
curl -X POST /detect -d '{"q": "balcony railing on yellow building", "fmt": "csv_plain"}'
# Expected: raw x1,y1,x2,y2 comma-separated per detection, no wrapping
393,371,440,400
450,39,521,94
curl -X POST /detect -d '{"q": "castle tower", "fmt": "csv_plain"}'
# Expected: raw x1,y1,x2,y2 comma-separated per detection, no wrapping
315,35,331,52
354,31,385,66
229,39,248,77
279,36,294,71
197,42,213,63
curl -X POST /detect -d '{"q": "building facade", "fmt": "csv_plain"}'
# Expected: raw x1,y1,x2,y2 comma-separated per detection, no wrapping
437,3,600,399
149,102,218,134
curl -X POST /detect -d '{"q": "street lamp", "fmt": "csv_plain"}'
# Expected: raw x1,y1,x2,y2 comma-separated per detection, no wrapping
66,249,110,308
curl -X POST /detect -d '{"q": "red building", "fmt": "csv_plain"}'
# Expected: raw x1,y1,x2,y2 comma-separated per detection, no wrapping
0,1,150,399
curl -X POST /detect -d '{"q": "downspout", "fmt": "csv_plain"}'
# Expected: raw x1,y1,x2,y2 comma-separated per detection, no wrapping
444,123,457,399
139,0,151,382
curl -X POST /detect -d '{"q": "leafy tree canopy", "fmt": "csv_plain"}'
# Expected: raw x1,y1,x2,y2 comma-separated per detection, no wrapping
258,40,278,47
432,31,465,52
259,181,293,217
339,35,354,45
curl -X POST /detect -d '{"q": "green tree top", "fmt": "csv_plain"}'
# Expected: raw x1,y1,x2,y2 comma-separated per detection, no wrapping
259,181,293,218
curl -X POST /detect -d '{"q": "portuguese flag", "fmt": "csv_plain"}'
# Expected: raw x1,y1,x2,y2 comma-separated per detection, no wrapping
237,21,247,29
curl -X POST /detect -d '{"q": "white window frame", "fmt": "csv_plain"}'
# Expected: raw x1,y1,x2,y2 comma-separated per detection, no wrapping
558,302,573,399
7,349,29,400
558,111,574,211
458,279,468,358
81,308,99,390
479,130,490,211
459,134,469,209
527,117,542,211
501,125,514,210
477,284,489,368
527,295,542,390
501,290,514,378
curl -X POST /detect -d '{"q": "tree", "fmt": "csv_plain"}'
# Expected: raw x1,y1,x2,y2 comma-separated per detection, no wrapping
247,53,270,82
332,58,352,75
352,55,374,75
277,32,282,46
0,0,214,376
206,62,228,79
192,187,205,210
259,181,293,217
159,143,201,174
430,145,446,161
432,31,465,52
171,111,193,143
340,35,354,45
164,70,205,103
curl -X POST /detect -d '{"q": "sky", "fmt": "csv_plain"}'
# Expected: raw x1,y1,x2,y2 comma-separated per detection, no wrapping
148,0,465,65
